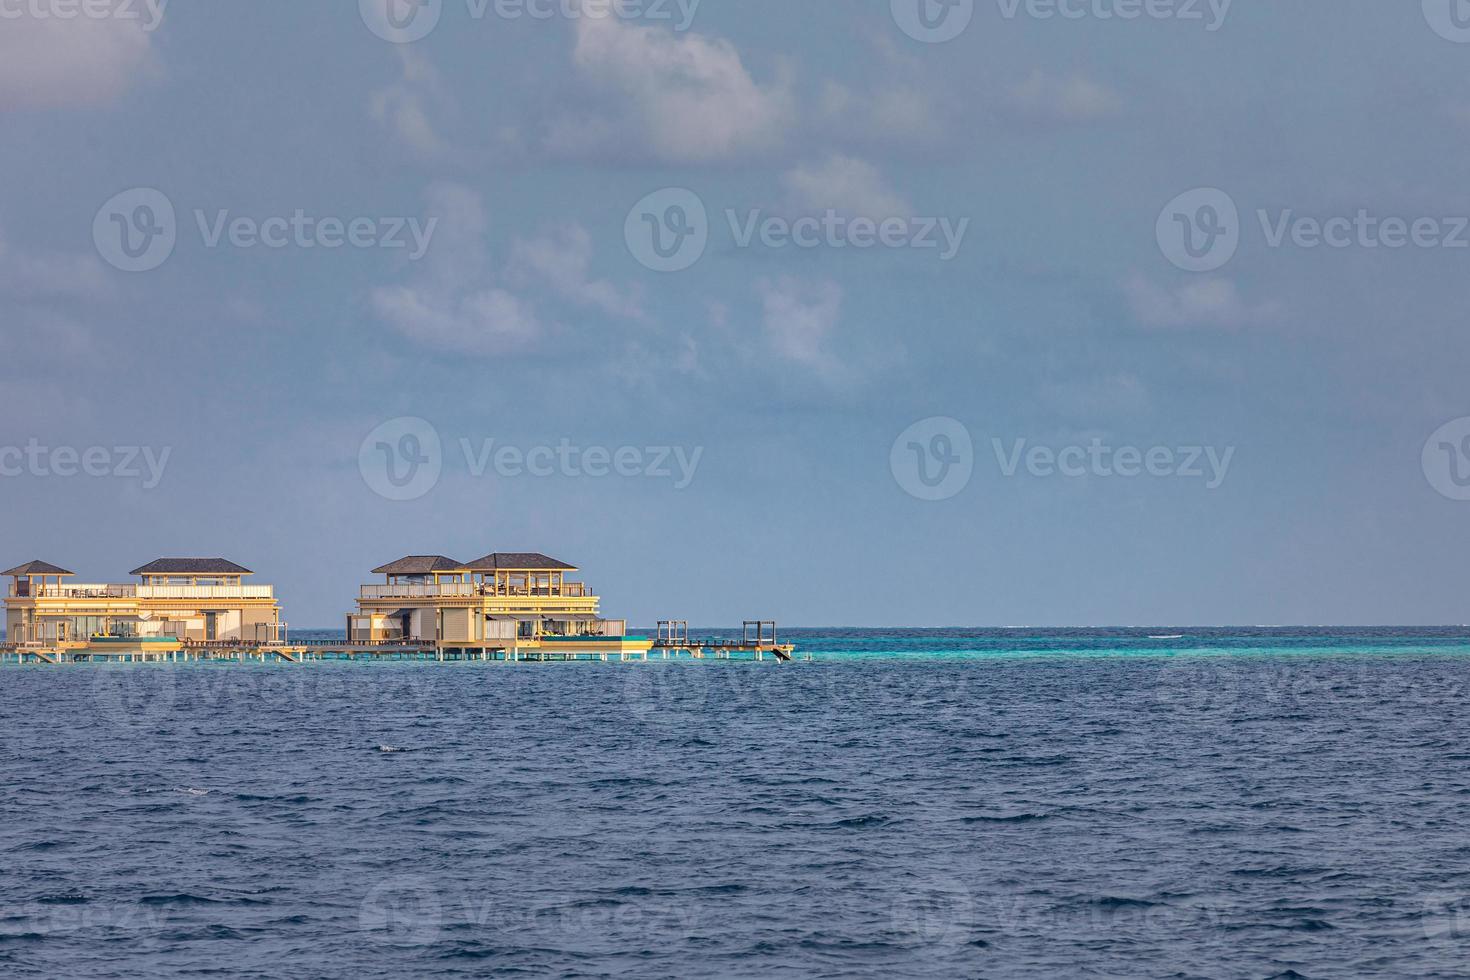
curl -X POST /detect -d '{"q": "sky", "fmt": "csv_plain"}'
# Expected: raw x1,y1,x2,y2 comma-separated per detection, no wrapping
3,0,1470,627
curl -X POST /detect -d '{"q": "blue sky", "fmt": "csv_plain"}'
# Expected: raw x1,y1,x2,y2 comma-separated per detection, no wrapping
3,0,1470,627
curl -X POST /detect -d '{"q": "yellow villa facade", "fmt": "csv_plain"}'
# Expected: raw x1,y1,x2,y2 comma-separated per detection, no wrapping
3,559,285,649
349,552,650,656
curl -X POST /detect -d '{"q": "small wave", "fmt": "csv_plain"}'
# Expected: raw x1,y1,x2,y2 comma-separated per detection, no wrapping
37,893,88,905
176,787,210,796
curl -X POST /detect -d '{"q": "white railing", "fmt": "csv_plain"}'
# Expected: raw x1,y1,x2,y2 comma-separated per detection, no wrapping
360,584,475,599
359,584,593,600
15,584,134,598
135,585,274,600
19,584,274,600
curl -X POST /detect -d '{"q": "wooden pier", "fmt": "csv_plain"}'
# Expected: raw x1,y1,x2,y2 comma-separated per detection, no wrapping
651,621,798,662
0,622,802,666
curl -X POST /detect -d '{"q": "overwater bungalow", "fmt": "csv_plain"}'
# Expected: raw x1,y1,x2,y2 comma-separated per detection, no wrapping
349,552,652,658
3,558,285,652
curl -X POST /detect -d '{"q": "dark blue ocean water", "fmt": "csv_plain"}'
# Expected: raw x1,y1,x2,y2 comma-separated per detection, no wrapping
5,628,1470,978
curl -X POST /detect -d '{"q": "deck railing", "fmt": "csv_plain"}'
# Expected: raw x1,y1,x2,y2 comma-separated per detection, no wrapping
360,583,592,599
17,584,274,600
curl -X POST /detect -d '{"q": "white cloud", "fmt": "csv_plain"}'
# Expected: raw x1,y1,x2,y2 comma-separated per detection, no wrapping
369,185,644,358
0,227,110,298
817,79,946,146
369,48,451,158
510,224,643,320
0,8,157,110
371,283,540,356
1125,275,1284,329
558,16,793,164
782,155,912,219
757,276,844,373
1005,71,1122,123
369,184,541,356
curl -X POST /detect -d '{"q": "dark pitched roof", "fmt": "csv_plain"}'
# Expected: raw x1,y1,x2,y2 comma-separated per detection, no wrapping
372,556,464,575
462,553,577,571
130,558,253,576
2,560,74,576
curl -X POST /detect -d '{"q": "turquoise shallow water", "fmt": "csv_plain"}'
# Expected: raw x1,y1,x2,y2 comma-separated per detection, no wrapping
5,628,1470,978
683,626,1470,662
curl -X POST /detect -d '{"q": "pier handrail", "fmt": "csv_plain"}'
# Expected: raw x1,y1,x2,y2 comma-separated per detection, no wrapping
359,583,592,599
21,584,273,600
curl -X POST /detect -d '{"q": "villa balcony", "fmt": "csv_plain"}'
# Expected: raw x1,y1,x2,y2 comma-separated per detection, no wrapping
13,584,275,600
359,583,593,600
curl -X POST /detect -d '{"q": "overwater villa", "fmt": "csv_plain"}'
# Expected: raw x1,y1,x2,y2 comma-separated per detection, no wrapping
3,559,285,654
1,552,792,665
349,552,654,659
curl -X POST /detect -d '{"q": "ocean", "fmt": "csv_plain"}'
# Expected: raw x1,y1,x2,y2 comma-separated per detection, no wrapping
3,627,1470,978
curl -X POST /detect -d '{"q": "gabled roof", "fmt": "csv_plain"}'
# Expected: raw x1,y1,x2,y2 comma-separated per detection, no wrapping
462,553,577,571
2,560,74,577
130,558,253,576
372,556,464,575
